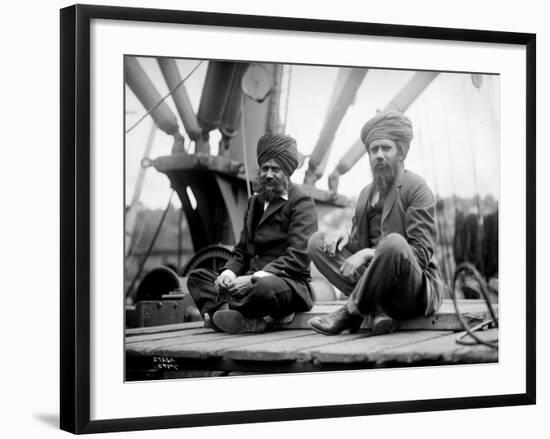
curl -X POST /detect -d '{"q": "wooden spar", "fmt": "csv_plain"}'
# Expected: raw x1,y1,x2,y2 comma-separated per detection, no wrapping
157,58,202,141
124,57,181,137
303,68,367,185
327,71,439,192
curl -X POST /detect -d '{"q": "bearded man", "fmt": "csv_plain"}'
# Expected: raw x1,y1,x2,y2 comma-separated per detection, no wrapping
187,133,318,334
307,111,447,335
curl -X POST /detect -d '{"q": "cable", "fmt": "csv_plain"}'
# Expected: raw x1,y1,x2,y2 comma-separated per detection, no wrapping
240,94,252,198
282,65,292,132
462,77,486,275
126,61,203,134
125,191,175,298
415,106,451,286
451,261,498,349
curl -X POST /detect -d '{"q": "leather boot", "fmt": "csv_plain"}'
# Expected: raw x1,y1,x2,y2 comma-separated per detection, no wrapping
372,310,399,335
212,309,267,334
203,304,228,332
308,306,363,335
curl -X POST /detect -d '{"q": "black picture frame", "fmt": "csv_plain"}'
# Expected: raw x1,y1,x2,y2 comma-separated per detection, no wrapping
60,4,536,434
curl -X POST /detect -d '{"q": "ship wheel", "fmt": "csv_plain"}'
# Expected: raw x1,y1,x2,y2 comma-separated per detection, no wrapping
179,245,232,276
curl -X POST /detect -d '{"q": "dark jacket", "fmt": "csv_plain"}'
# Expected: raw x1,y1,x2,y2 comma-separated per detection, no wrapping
348,168,447,315
223,183,318,311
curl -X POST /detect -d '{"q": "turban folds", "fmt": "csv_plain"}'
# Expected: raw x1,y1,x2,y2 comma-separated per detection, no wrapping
360,111,414,157
256,133,298,176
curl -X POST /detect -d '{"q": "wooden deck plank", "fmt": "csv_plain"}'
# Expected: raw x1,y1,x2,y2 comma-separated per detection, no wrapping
125,300,495,334
268,300,497,331
223,332,370,362
129,330,314,360
126,327,211,344
304,331,451,364
374,328,499,364
125,321,203,336
124,299,498,371
126,330,246,355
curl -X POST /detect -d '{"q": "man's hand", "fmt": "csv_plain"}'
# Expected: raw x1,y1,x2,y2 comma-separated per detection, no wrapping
339,248,375,280
227,275,253,296
323,230,350,257
215,270,236,291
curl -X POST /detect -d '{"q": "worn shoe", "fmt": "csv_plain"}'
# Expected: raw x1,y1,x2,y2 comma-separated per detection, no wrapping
203,313,222,332
212,309,267,334
372,311,399,335
308,306,363,335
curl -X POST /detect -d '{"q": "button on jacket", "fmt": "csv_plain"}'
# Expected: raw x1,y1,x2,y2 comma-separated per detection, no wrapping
223,183,318,311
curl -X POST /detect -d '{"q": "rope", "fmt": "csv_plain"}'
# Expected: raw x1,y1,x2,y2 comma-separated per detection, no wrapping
439,76,462,280
415,106,451,285
451,261,498,349
177,207,184,270
462,77,486,274
240,94,252,198
439,76,459,198
282,65,292,132
125,191,175,298
126,61,203,134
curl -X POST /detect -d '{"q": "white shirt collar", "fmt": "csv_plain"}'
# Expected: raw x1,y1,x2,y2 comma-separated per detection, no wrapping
261,192,288,210
254,191,289,201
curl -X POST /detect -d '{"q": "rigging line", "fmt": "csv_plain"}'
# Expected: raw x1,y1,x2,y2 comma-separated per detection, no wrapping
125,190,175,298
462,77,483,215
439,75,461,281
439,75,458,199
126,121,157,260
462,77,486,275
416,105,450,285
488,76,500,158
177,207,184,270
126,61,204,134
240,94,252,198
282,65,293,132
451,262,498,348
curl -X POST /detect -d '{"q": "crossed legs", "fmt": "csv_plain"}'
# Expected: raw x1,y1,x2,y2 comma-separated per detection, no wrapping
308,231,426,333
187,269,297,333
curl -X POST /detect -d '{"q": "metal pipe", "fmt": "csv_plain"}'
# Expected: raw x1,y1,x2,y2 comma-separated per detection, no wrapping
124,57,180,136
328,71,439,192
157,58,202,141
304,68,367,185
266,64,284,134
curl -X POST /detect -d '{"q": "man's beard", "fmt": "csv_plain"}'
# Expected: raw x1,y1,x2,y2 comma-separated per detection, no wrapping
371,157,401,195
252,172,289,203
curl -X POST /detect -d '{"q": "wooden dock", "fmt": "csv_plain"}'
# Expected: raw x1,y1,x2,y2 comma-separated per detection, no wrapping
125,299,498,380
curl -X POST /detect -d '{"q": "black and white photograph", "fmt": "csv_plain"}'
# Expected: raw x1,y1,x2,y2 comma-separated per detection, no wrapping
53,2,537,434
124,57,500,380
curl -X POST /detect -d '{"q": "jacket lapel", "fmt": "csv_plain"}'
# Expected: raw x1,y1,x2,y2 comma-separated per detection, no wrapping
355,185,373,249
381,167,405,226
247,197,259,233
257,197,286,228
246,197,260,255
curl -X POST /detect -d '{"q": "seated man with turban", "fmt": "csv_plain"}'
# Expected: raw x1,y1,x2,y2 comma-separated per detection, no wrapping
307,111,447,335
187,132,318,334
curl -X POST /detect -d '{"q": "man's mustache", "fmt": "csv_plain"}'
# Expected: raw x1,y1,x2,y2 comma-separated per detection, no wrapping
373,162,391,172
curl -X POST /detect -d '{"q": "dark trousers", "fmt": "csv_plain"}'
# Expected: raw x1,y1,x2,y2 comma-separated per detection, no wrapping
187,268,297,319
308,231,426,319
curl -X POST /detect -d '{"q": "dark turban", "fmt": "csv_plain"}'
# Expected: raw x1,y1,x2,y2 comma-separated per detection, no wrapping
360,111,414,158
256,133,298,176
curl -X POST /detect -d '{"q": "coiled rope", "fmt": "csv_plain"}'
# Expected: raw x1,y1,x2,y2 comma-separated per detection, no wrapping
451,261,498,348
